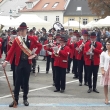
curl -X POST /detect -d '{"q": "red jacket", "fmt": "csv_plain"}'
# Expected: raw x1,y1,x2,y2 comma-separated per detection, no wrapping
54,45,70,68
84,41,102,65
6,36,42,66
0,38,3,58
67,38,75,59
44,40,55,56
77,40,90,60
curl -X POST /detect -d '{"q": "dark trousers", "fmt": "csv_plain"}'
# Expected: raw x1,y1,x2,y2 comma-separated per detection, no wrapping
67,55,73,72
46,55,51,72
78,58,88,83
14,60,31,101
32,58,36,72
55,66,66,90
73,57,78,77
86,63,99,89
11,63,15,86
51,58,56,83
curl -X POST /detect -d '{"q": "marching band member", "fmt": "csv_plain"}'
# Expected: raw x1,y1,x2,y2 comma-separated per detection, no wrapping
73,32,81,79
76,31,89,86
51,34,61,86
53,35,70,93
67,32,76,73
44,34,54,74
100,38,110,104
29,29,38,73
84,32,102,93
2,22,42,107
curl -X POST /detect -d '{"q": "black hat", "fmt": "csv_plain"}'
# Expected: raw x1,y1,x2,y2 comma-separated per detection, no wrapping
56,34,61,38
33,27,36,30
29,29,33,33
12,30,17,35
60,35,68,42
83,31,88,36
90,32,96,38
42,27,46,32
48,34,53,37
19,22,28,30
52,28,56,31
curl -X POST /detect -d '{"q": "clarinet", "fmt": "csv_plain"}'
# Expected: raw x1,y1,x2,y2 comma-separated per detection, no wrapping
89,42,94,60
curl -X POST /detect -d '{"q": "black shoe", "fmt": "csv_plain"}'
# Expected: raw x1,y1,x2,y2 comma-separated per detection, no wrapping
93,89,99,93
9,101,18,107
84,82,88,86
79,83,82,86
54,89,60,92
46,71,48,74
87,88,92,93
60,90,64,93
23,100,29,106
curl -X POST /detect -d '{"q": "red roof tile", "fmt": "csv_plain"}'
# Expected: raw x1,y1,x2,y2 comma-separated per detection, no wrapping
22,0,66,12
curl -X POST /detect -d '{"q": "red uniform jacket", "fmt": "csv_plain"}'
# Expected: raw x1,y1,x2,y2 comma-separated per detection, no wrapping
67,38,75,59
44,40,54,56
77,40,90,60
0,38,3,58
84,41,102,65
6,36,42,66
53,45,70,68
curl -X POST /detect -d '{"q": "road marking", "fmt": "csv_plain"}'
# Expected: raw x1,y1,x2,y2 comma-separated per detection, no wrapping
0,75,12,79
0,103,109,107
0,75,102,99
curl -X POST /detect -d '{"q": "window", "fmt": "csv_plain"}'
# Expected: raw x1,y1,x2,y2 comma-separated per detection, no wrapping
44,16,47,21
52,2,59,8
69,18,74,21
83,19,88,25
56,16,59,21
43,3,49,8
26,2,33,9
94,18,99,22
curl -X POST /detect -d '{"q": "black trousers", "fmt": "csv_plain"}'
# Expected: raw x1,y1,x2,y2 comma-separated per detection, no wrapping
55,66,66,90
78,58,88,83
11,62,15,86
86,63,99,89
14,60,31,101
51,58,56,83
73,57,78,77
46,55,51,72
67,55,73,72
32,58,36,72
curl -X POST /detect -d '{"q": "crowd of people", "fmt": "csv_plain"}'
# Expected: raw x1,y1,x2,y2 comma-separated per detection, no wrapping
0,22,110,107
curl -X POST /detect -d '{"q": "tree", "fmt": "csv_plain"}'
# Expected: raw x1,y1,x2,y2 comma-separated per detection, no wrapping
88,0,110,18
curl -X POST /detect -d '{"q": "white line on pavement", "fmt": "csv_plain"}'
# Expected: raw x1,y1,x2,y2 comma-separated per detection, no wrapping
0,74,102,99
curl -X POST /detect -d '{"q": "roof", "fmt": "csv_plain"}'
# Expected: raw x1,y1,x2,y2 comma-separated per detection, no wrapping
21,0,66,12
0,0,27,16
64,0,95,16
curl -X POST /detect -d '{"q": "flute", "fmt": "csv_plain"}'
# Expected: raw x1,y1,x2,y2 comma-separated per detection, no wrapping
89,42,94,60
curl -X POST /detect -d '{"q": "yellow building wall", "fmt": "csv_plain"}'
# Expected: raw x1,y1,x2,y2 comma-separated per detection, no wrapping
64,16,98,24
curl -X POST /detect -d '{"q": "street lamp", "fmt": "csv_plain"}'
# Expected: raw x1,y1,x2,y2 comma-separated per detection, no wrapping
76,7,82,32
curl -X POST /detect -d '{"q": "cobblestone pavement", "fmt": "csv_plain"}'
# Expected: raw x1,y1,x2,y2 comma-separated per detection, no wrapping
0,56,110,110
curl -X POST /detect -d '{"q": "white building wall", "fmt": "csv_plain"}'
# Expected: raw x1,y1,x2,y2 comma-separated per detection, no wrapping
20,11,64,27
